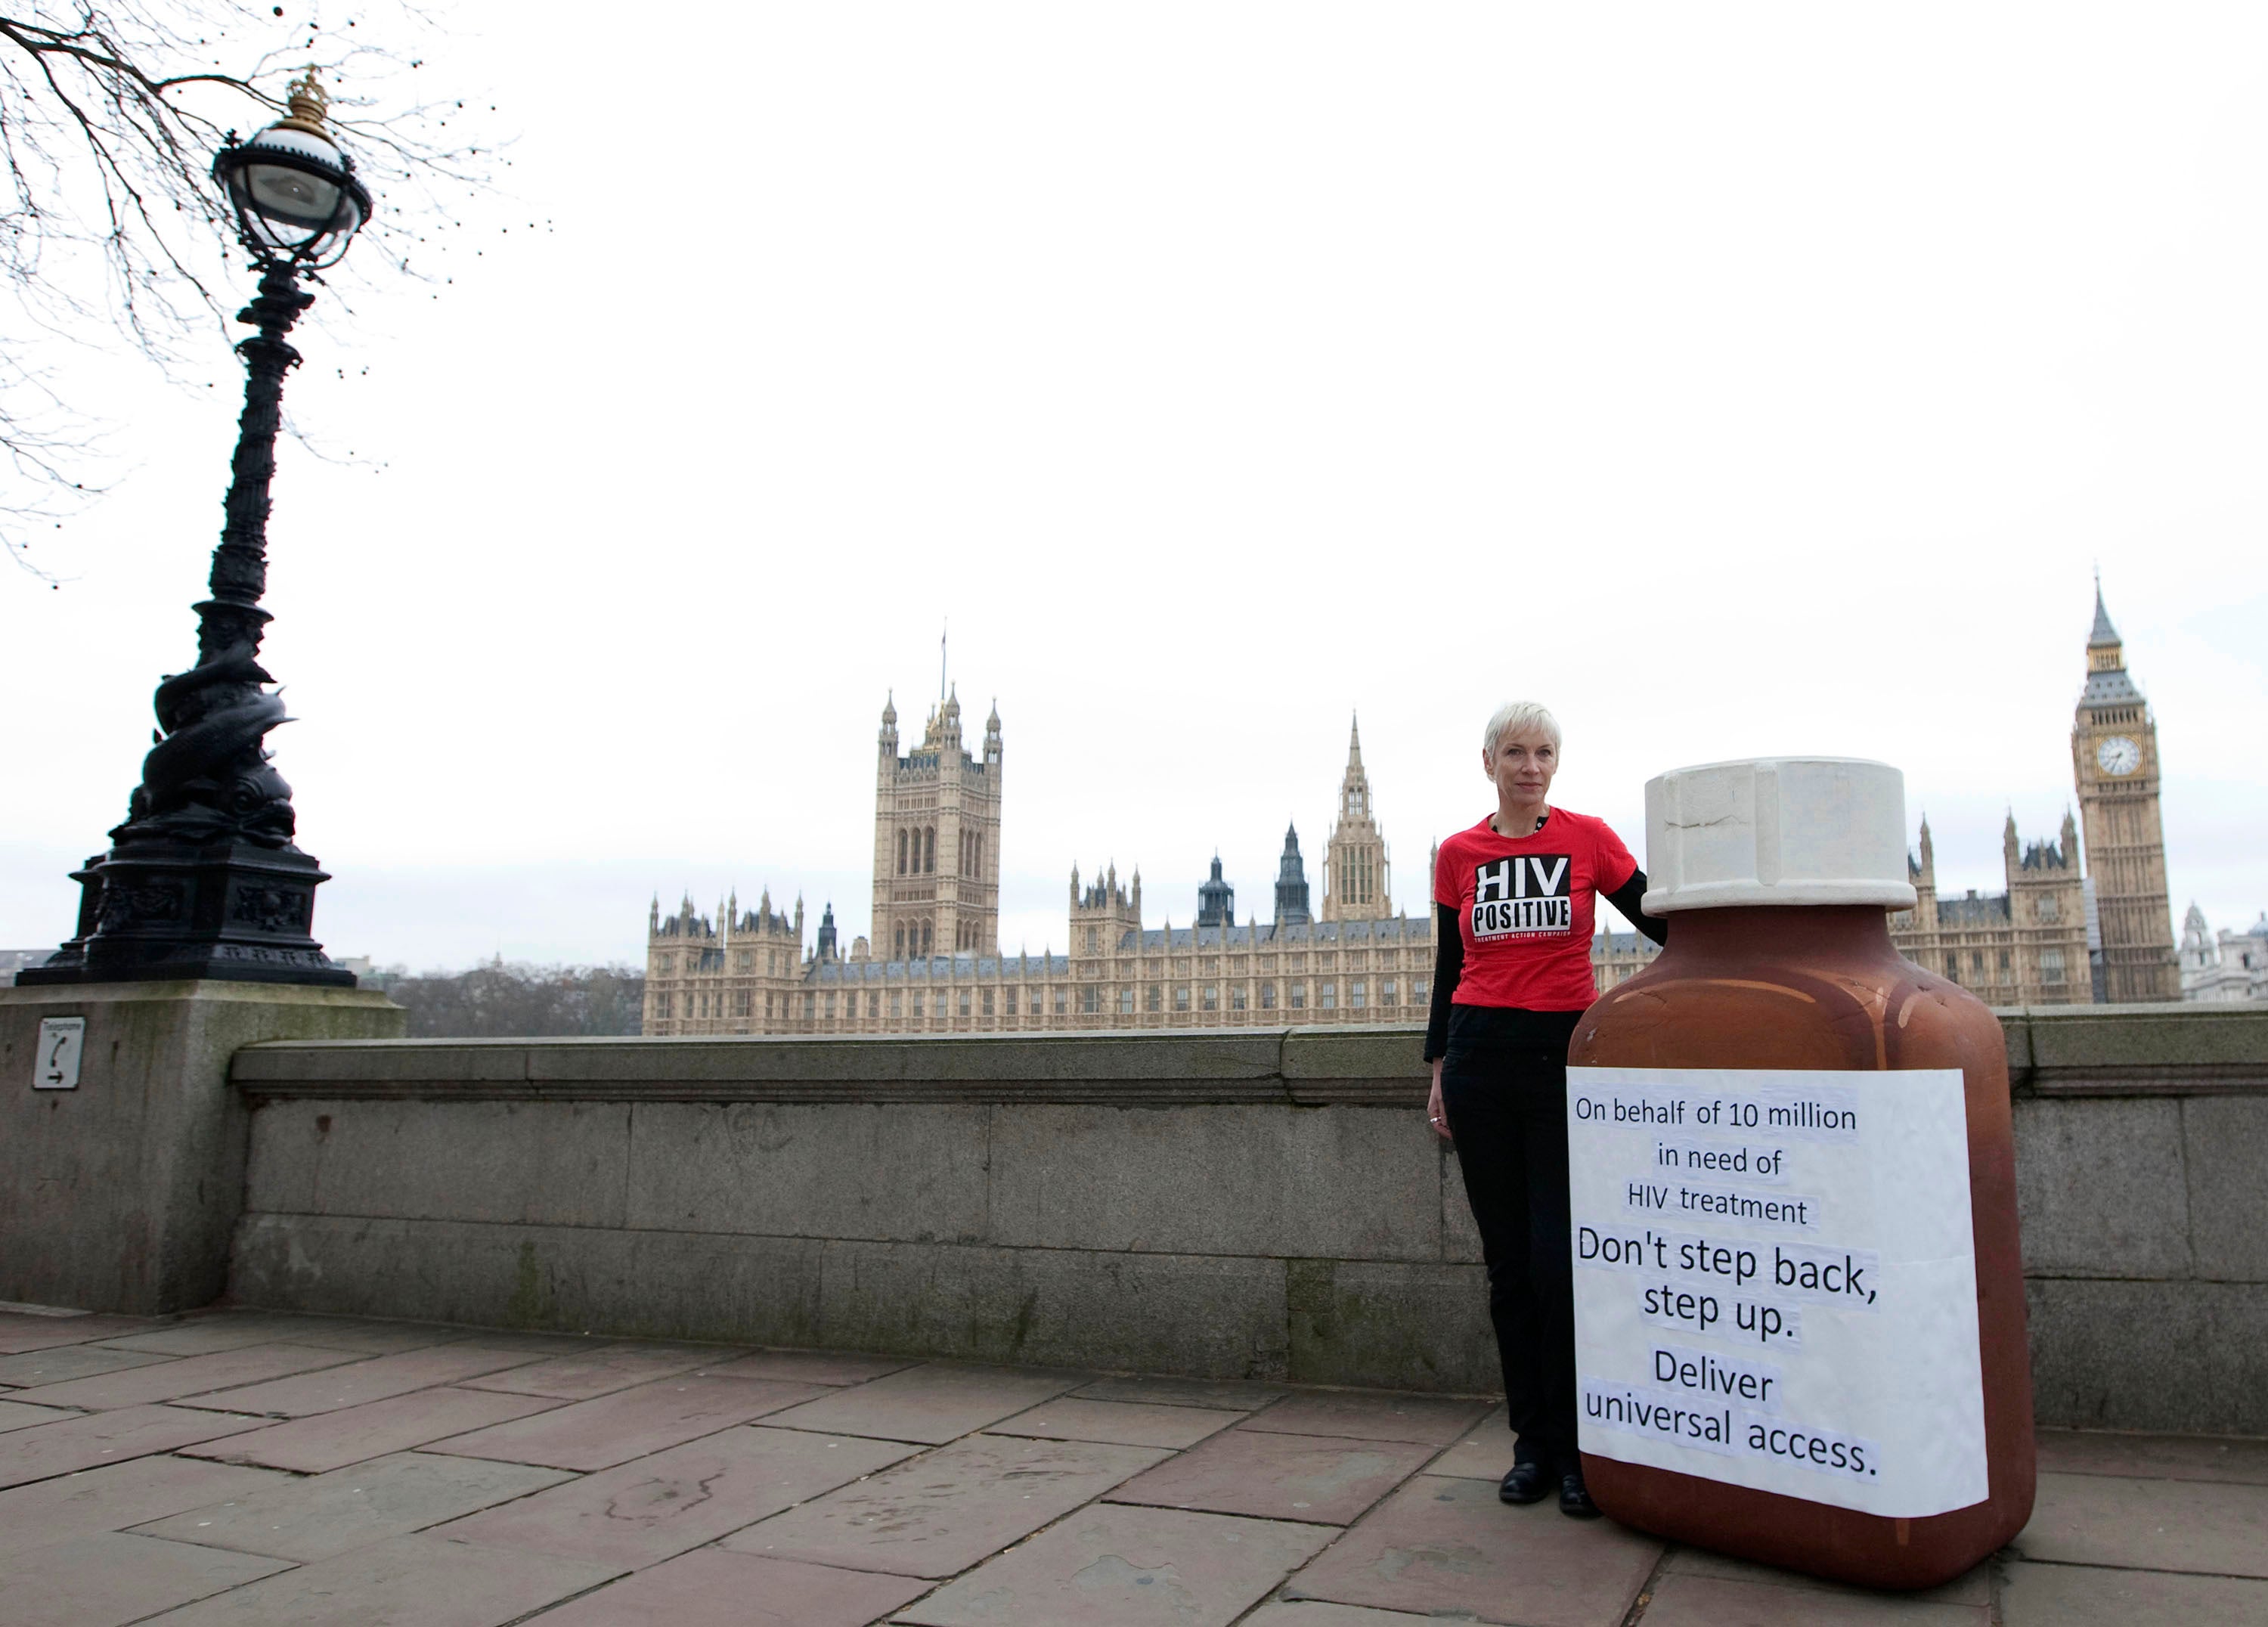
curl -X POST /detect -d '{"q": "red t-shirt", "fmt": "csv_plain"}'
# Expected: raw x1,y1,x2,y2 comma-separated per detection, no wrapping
1433,808,1638,1012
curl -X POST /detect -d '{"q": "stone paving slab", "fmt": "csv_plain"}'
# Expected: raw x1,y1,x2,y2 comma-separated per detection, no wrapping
0,1343,172,1387
435,1425,918,1568
693,1349,919,1386
724,1433,1169,1578
231,1320,479,1357
1244,1390,1495,1445
898,1501,1337,1625
135,1530,624,1625
1637,1572,1989,1625
1422,1402,1511,1481
987,1396,1244,1449
3,1530,294,1627
763,1360,1092,1443
0,1396,81,1432
526,1549,931,1626
1108,1426,1436,1523
1659,1545,1993,1607
1241,1605,1450,1625
179,1384,567,1474
457,1341,723,1400
0,1312,158,1354
2037,1425,2268,1484
1999,1557,2268,1627
183,1343,550,1418
427,1374,825,1470
177,1379,567,1470
0,1455,293,1557
133,1449,572,1560
433,1331,617,1356
94,1316,374,1356
18,1343,358,1409
1072,1374,1287,1411
0,1403,267,1489
1283,1474,1664,1627
2011,1469,2268,1577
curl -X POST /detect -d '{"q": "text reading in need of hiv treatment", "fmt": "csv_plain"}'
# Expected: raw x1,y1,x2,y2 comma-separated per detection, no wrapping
1566,1066,1990,1518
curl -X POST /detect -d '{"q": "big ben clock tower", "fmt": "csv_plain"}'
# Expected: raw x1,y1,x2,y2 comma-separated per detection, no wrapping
2071,581,2180,1001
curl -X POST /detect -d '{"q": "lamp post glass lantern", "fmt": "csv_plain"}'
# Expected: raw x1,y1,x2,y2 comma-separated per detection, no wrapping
22,71,373,989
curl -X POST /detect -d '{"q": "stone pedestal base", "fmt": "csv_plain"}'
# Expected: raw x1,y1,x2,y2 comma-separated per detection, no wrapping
0,981,403,1315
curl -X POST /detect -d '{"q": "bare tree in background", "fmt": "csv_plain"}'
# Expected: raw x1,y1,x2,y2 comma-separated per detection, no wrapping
376,961,648,1039
2,2,492,581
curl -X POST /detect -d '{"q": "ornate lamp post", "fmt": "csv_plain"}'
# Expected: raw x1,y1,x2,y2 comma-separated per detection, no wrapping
23,72,372,988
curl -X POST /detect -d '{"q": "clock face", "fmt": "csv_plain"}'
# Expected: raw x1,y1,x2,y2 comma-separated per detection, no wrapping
2096,735,2142,776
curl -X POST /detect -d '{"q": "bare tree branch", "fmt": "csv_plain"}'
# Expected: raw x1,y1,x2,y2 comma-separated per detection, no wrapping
1,2,495,581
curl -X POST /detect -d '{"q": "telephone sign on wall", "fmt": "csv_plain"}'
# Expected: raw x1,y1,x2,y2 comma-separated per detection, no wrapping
34,1017,84,1090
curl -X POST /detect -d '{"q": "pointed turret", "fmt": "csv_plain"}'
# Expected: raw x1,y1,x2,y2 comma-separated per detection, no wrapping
1275,823,1312,926
1197,854,1235,928
2088,577,2121,652
2081,578,2142,699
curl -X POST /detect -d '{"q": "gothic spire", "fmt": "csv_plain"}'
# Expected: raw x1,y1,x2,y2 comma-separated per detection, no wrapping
2089,577,2121,650
1274,823,1312,926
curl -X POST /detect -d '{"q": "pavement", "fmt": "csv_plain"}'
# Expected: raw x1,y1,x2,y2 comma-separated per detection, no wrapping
1,1305,2263,1625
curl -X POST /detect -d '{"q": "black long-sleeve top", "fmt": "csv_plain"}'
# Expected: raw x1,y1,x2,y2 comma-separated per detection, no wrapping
1423,868,1666,1061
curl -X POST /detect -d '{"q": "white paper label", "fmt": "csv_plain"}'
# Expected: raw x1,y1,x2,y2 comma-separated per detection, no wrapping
34,1017,85,1090
1568,1065,1987,1518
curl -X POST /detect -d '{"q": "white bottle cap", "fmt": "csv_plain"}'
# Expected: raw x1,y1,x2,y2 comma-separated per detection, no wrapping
1642,757,1918,914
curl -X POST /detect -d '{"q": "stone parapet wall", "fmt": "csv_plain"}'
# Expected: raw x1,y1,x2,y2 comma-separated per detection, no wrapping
225,1005,2268,1432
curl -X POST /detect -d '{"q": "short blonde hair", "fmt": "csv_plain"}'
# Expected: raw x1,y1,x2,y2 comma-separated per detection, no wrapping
1483,701,1562,767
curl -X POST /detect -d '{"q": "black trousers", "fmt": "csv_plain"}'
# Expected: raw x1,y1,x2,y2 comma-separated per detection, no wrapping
1440,1006,1583,1461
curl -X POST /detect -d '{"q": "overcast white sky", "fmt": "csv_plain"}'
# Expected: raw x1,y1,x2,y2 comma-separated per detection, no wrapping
5,5,2264,972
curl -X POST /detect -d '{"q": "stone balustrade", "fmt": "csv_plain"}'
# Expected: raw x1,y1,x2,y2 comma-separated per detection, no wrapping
219,1004,2268,1434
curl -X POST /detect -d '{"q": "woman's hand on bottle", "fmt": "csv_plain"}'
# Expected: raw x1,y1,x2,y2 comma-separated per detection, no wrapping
1427,1059,1451,1142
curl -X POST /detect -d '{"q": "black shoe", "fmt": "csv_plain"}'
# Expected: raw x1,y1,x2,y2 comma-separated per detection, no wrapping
1498,1459,1552,1505
1557,1466,1600,1519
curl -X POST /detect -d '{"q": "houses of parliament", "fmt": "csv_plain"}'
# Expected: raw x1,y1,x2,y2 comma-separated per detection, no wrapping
643,587,2178,1036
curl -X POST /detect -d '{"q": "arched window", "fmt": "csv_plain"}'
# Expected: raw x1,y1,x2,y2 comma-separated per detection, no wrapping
925,826,936,872
921,921,934,956
897,829,907,875
894,924,905,959
974,833,982,872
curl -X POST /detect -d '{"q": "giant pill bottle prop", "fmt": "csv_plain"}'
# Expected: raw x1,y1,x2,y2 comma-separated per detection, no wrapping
1566,758,2033,1589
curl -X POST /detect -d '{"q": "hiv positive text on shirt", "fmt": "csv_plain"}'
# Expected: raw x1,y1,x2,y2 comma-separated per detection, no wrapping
1472,854,1573,939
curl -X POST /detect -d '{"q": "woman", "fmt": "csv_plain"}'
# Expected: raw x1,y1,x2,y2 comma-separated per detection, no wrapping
1424,700,1667,1517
